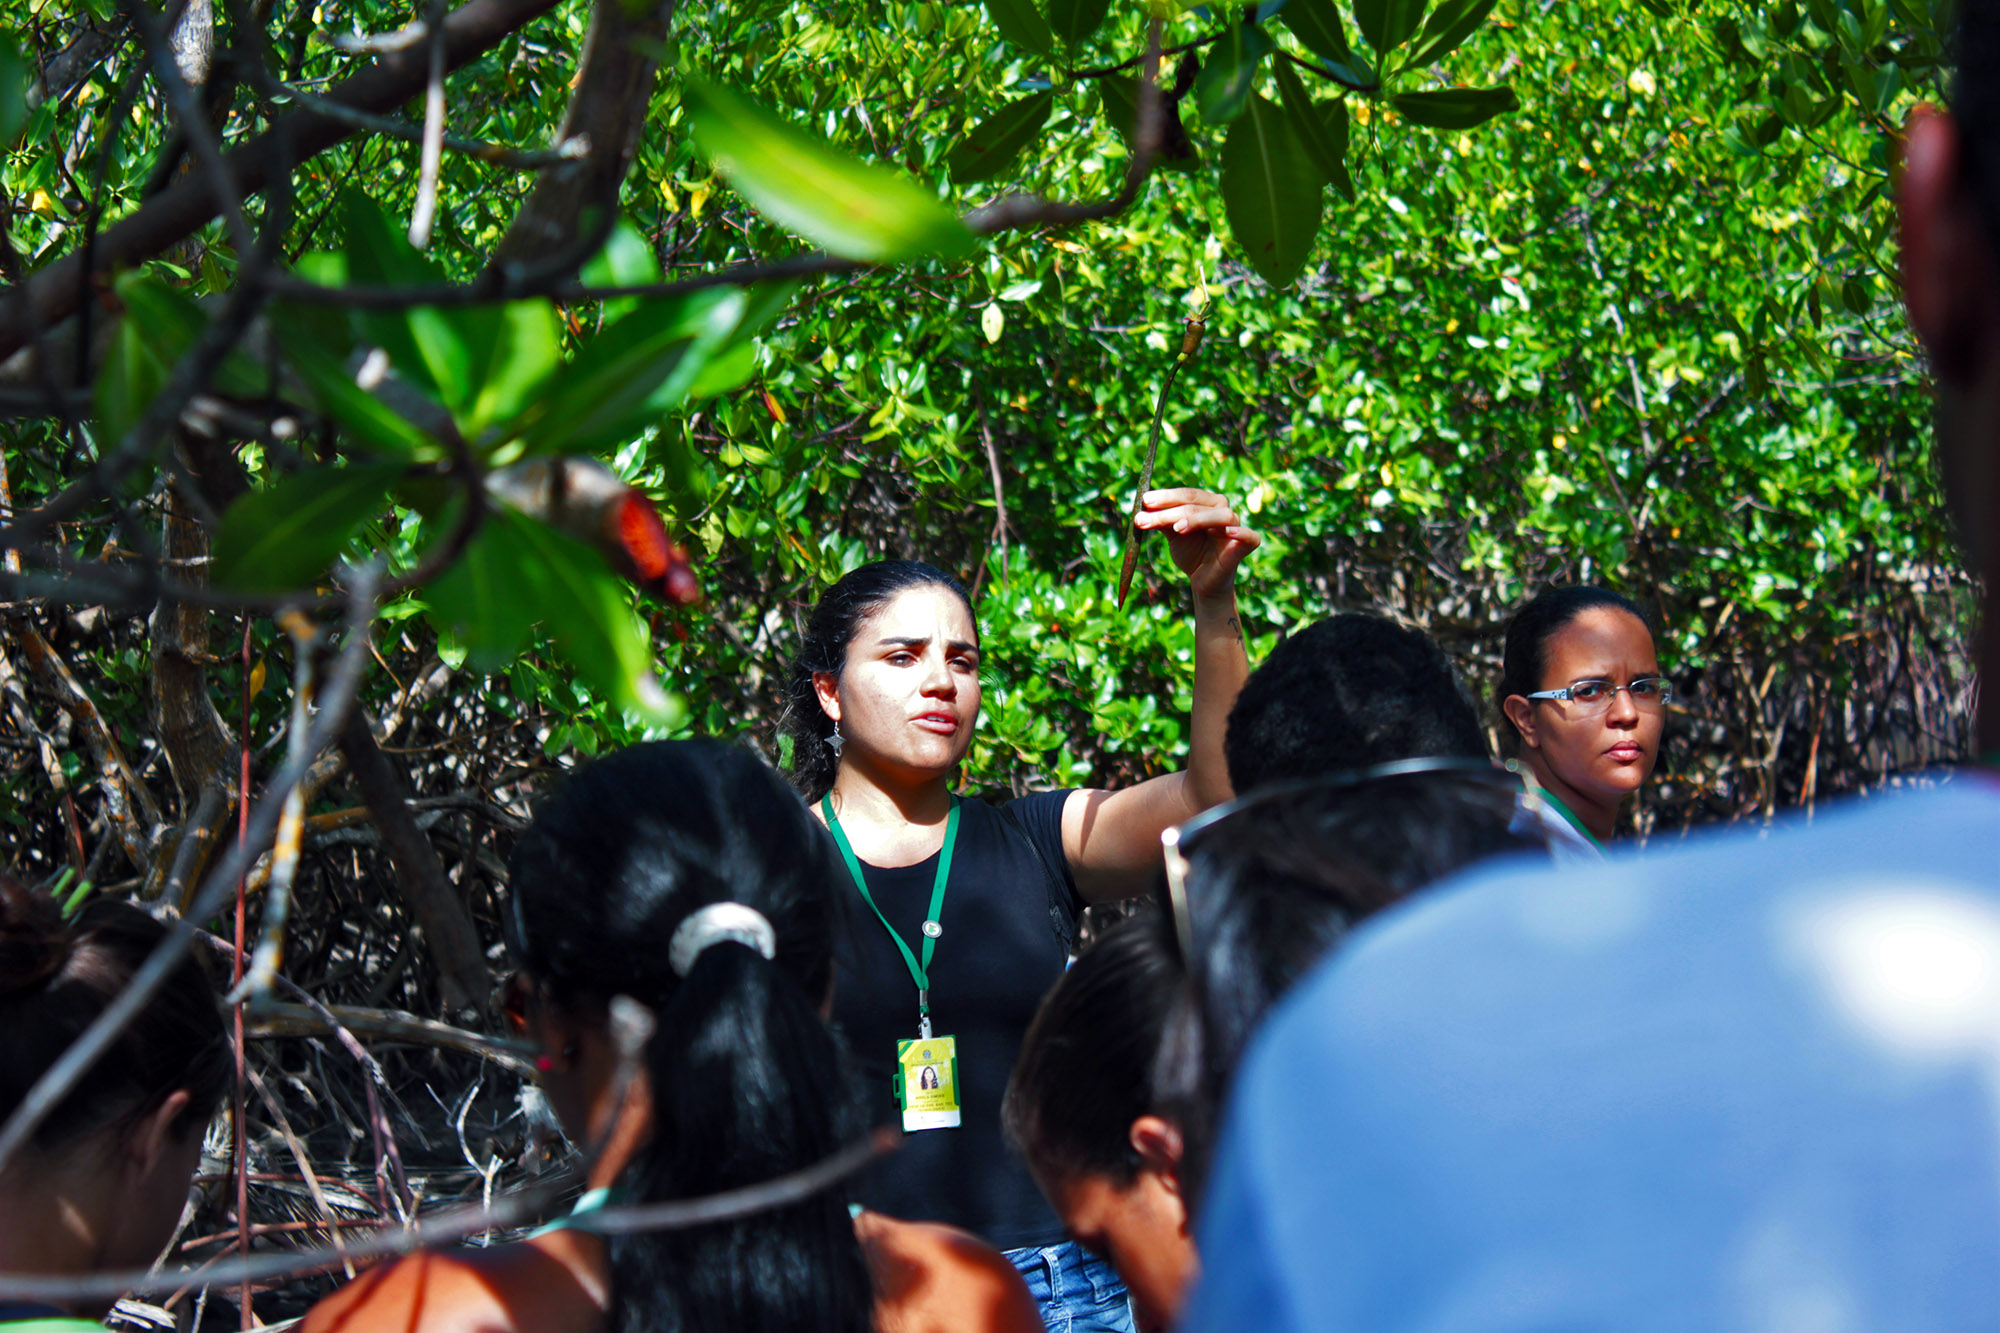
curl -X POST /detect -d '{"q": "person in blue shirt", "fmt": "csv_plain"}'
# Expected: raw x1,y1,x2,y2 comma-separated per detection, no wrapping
1183,13,2000,1323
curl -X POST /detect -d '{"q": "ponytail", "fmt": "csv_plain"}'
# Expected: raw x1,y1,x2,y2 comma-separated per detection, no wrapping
507,741,874,1332
608,942,871,1333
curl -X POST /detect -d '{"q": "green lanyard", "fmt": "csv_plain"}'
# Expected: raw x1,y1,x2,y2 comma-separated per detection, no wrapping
1536,788,1603,848
822,794,960,1039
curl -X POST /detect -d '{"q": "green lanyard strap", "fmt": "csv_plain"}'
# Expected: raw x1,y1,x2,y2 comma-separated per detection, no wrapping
822,794,960,1039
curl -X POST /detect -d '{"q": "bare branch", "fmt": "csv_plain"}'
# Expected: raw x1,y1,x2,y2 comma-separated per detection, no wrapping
0,563,379,1173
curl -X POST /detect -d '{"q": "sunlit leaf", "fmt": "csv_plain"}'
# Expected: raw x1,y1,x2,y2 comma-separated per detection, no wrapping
1220,93,1323,287
271,310,435,460
500,289,746,459
948,91,1056,183
508,510,680,724
462,301,563,438
681,75,975,263
425,505,535,671
340,192,469,408
1391,85,1519,128
688,279,802,398
581,217,665,323
212,465,403,594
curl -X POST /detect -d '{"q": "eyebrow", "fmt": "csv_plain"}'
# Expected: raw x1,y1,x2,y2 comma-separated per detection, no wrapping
876,636,980,656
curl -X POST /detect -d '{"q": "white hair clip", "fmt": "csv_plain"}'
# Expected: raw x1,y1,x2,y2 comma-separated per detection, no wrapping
667,902,778,978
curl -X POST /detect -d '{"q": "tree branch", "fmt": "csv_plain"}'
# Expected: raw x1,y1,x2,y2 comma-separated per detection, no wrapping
0,0,567,360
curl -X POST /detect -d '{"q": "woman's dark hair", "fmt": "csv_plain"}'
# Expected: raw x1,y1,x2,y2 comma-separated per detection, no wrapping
1496,585,1653,746
781,560,977,802
1225,614,1486,792
1003,911,1181,1188
1154,775,1547,1209
507,740,872,1333
0,874,229,1158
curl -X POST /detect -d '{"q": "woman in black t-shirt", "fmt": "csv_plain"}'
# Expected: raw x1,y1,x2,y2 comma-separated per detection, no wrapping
780,487,1256,1333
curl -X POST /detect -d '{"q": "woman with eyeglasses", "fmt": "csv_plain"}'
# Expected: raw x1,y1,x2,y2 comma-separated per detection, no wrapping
1498,586,1671,847
781,489,1257,1333
304,741,1043,1333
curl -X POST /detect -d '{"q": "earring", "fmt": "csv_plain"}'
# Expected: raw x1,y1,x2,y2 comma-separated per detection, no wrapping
827,720,844,756
535,1055,554,1073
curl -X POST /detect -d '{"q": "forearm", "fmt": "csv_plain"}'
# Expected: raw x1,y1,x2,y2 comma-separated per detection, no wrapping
1185,586,1249,811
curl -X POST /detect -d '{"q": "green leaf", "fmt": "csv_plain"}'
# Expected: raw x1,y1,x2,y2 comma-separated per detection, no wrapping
1391,85,1518,128
508,509,679,724
270,309,436,460
340,193,469,408
1197,22,1276,126
461,301,563,438
1279,0,1357,64
501,289,746,459
1272,59,1352,197
1049,0,1112,48
1220,93,1323,287
1355,0,1426,54
688,278,802,398
581,217,664,323
425,505,535,671
211,465,403,594
0,35,30,146
984,0,1056,56
94,308,169,453
948,90,1056,183
1402,0,1499,70
116,272,269,398
681,75,975,263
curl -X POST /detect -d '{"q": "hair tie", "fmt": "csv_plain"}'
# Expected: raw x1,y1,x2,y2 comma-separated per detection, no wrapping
668,902,778,978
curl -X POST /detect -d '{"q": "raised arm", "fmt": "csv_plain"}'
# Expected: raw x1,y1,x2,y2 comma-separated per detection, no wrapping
1063,487,1258,904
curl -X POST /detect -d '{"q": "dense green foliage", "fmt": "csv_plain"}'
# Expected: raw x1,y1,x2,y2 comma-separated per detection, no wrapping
0,0,1975,888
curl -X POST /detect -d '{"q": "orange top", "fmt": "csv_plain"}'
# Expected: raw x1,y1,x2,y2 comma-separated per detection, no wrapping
302,1210,1042,1333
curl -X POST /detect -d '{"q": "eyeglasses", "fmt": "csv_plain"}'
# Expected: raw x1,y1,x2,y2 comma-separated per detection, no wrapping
1525,677,1674,712
1159,757,1536,964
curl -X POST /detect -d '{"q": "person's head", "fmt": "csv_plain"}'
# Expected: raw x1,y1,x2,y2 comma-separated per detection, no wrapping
0,875,228,1306
1497,587,1666,833
1005,914,1191,1333
505,740,871,1333
1155,767,1549,1209
782,560,981,802
1225,614,1486,791
1903,5,2000,750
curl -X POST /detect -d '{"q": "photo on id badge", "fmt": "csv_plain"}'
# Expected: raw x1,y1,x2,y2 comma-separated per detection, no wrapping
896,1036,961,1131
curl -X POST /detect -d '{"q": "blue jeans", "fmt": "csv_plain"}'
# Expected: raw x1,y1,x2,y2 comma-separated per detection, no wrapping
1004,1239,1136,1333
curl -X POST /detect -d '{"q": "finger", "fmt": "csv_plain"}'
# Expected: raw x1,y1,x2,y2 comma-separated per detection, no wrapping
1141,487,1224,510
1139,503,1241,532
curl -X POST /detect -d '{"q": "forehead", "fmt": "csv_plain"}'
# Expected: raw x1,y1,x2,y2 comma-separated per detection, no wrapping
1540,607,1657,678
858,585,978,642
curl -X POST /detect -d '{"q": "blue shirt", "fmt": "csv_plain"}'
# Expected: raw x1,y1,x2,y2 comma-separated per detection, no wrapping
1186,778,2000,1332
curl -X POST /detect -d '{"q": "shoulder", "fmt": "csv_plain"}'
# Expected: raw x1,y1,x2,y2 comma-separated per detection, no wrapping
856,1211,1043,1333
301,1234,606,1333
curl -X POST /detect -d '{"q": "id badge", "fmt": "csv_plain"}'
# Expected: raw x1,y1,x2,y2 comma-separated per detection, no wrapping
893,1035,961,1132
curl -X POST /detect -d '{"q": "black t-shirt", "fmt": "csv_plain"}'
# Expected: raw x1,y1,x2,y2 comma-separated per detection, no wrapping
829,789,1081,1250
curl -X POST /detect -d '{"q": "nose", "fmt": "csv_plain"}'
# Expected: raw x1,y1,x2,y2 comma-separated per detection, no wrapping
1606,684,1640,725
919,650,956,697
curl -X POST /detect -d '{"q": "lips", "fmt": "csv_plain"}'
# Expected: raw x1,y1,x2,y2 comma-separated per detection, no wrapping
913,712,960,734
1605,742,1644,761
